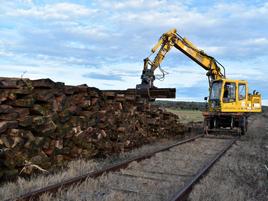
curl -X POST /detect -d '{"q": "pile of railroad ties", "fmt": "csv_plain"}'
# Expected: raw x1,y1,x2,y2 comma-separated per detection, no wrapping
0,77,186,178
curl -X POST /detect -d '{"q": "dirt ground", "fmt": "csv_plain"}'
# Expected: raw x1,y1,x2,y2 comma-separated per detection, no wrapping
188,112,268,201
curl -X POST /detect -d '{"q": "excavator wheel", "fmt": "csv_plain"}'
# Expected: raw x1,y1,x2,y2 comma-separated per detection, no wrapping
240,116,248,135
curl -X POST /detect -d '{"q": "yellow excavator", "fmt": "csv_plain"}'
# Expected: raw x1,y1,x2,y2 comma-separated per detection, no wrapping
136,29,262,135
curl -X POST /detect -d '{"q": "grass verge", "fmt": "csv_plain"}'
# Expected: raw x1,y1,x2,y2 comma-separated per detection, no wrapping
165,108,203,124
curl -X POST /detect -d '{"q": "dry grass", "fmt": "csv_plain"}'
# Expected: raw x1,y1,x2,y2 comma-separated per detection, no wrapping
40,138,231,201
188,113,268,201
0,138,181,200
0,160,100,200
166,108,203,123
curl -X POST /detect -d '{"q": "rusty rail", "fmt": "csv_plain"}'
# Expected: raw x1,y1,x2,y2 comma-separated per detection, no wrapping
168,136,238,201
8,134,204,201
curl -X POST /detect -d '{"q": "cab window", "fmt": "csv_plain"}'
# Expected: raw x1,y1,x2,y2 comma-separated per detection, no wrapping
223,82,236,102
210,81,222,100
238,84,246,100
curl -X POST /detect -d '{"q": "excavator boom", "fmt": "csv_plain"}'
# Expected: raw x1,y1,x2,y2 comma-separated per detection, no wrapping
140,29,225,90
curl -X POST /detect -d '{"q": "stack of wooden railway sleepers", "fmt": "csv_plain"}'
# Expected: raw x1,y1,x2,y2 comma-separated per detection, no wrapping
0,77,186,179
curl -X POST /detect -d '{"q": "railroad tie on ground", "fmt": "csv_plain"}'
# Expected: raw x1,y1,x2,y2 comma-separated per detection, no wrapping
0,77,185,179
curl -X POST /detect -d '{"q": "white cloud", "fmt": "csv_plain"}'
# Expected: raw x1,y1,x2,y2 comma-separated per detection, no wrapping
65,26,109,39
7,3,96,20
111,6,218,29
159,96,202,102
0,50,14,57
98,0,165,10
0,59,141,89
152,66,205,88
198,45,226,55
214,2,268,19
262,100,268,106
19,0,32,3
242,38,268,46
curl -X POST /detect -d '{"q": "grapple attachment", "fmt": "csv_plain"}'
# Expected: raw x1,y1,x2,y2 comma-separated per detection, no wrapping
135,83,176,101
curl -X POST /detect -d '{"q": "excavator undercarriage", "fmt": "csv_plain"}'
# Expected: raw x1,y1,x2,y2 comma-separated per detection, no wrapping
203,112,248,135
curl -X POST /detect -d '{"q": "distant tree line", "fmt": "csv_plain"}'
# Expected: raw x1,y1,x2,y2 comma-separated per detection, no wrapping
154,101,268,113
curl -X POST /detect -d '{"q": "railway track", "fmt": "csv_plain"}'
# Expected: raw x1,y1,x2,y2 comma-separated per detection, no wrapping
8,134,238,201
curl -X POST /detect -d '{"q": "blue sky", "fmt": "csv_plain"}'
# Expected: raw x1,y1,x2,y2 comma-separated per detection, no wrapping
0,0,267,104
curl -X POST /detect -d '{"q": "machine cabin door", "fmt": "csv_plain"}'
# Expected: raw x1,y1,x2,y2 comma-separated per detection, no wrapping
237,82,248,111
221,81,237,112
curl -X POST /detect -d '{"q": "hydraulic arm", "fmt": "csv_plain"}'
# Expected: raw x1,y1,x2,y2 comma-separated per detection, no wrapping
139,29,225,89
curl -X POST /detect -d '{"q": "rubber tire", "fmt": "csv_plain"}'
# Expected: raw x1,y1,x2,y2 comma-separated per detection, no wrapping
240,116,247,135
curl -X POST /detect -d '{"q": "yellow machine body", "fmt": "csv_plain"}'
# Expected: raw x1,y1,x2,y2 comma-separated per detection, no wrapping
209,79,262,113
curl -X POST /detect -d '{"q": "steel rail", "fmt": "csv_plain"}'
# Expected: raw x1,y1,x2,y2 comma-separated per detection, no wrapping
168,136,238,201
8,134,204,201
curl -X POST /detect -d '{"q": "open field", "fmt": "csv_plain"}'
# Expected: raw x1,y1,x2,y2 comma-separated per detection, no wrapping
165,108,204,124
154,101,206,111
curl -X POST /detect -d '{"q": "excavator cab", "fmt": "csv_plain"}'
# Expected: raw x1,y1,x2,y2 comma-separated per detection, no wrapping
208,79,261,113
